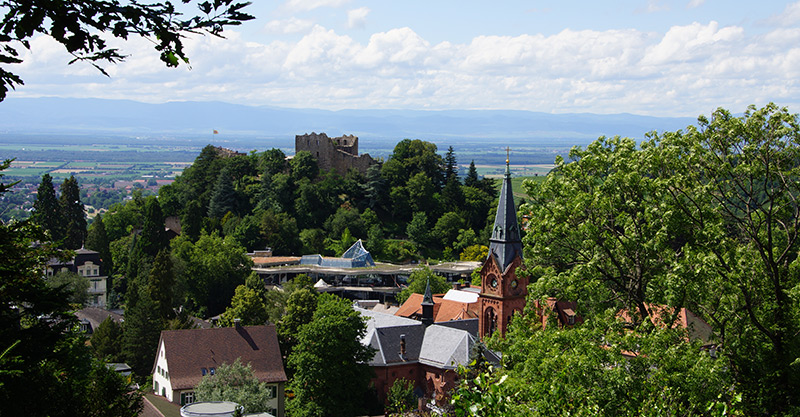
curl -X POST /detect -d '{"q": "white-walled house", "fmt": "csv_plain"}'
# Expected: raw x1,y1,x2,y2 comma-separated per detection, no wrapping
46,247,109,308
152,323,287,417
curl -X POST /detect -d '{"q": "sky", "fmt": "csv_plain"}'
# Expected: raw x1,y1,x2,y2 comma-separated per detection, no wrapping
6,0,800,117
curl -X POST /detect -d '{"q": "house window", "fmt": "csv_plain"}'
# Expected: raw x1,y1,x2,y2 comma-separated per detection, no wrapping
201,368,207,376
157,366,161,375
165,371,169,380
180,392,195,405
268,408,277,416
210,367,215,376
268,385,277,399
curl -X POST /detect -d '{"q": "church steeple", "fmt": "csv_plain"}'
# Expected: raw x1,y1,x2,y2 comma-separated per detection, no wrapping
488,148,523,272
421,279,434,327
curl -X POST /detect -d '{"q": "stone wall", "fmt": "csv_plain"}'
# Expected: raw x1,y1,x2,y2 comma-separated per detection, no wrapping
295,132,375,176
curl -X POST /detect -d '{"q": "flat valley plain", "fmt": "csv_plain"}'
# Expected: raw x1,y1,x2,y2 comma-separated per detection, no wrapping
0,134,560,183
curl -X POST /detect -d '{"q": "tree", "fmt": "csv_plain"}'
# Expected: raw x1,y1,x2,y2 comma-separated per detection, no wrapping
122,287,162,376
46,269,89,306
287,294,375,417
406,212,431,248
31,173,61,241
460,244,488,262
290,150,319,182
195,358,277,414
386,379,416,416
181,199,204,242
278,287,318,366
59,175,87,249
396,266,450,303
433,211,466,249
0,1,254,100
464,160,480,188
90,317,123,362
208,165,238,218
171,232,252,317
444,145,458,181
86,213,113,275
138,196,168,258
0,159,142,416
651,104,800,413
147,249,175,323
299,228,326,255
219,284,268,327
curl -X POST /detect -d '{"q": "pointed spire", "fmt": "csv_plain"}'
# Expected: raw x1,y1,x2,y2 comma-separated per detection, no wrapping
422,278,434,305
421,278,434,326
488,147,523,272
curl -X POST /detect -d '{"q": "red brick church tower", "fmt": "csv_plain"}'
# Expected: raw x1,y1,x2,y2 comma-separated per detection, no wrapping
479,152,526,338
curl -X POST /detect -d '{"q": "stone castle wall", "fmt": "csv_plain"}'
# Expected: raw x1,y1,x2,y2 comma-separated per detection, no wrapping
295,132,375,176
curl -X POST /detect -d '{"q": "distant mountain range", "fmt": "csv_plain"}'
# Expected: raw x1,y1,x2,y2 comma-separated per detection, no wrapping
0,97,697,151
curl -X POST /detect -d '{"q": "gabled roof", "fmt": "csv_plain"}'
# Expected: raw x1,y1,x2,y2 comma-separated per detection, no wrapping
487,158,523,272
617,304,714,344
155,325,286,390
395,293,479,323
419,325,476,369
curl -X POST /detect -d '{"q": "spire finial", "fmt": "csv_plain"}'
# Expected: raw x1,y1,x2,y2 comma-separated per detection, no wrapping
506,146,510,165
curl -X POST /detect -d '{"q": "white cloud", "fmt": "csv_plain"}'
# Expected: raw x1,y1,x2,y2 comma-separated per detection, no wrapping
264,17,314,34
765,1,800,27
347,7,370,29
687,0,705,8
9,17,800,117
283,0,350,12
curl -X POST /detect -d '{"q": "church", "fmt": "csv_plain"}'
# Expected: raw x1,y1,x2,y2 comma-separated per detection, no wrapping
478,154,526,338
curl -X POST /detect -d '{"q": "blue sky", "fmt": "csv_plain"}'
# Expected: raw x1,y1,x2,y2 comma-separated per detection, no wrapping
7,0,800,116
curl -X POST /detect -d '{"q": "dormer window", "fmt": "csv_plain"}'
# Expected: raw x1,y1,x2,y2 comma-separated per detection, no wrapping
201,367,207,376
210,367,216,375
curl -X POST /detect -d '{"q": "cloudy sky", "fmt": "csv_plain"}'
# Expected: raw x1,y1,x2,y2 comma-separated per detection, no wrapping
7,0,800,116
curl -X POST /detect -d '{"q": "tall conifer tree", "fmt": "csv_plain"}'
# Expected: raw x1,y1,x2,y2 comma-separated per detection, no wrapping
138,197,168,259
86,213,113,275
59,175,86,249
32,173,62,241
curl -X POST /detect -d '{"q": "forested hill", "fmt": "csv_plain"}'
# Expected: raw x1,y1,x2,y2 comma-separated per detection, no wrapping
0,97,695,147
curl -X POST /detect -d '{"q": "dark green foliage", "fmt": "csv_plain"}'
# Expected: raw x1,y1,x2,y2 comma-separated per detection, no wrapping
139,196,168,258
396,266,450,303
444,145,458,180
171,232,252,318
0,160,142,416
59,175,87,249
441,175,465,213
259,148,287,176
299,228,326,255
103,192,145,242
208,165,239,218
325,205,366,240
386,379,416,416
31,173,62,241
464,160,480,188
181,199,203,242
147,249,175,323
278,287,318,368
406,212,431,248
0,1,253,101
90,317,122,362
86,213,113,274
259,209,301,256
290,150,319,182
46,270,89,307
122,287,163,376
433,211,466,249
287,294,375,417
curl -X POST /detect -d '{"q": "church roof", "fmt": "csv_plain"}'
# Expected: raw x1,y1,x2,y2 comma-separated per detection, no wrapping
488,157,523,272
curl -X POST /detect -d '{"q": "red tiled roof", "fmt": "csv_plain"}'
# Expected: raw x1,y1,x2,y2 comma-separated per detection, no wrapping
395,293,478,323
156,325,286,390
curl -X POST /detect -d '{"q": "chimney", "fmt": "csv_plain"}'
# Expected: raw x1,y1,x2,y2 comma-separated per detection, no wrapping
234,318,242,329
452,282,462,291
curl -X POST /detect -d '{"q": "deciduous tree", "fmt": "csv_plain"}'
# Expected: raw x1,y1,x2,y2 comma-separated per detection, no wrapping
287,294,375,417
0,1,254,100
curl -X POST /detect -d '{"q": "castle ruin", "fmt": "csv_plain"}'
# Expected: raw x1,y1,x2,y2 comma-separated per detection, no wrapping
295,132,376,176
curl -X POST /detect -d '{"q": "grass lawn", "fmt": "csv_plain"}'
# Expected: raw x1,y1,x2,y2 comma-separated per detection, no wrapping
145,393,182,417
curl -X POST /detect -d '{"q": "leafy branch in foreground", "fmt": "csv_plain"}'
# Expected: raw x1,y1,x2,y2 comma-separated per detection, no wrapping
0,0,254,100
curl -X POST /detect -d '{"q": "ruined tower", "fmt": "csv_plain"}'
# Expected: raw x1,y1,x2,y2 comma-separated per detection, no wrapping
294,132,376,176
